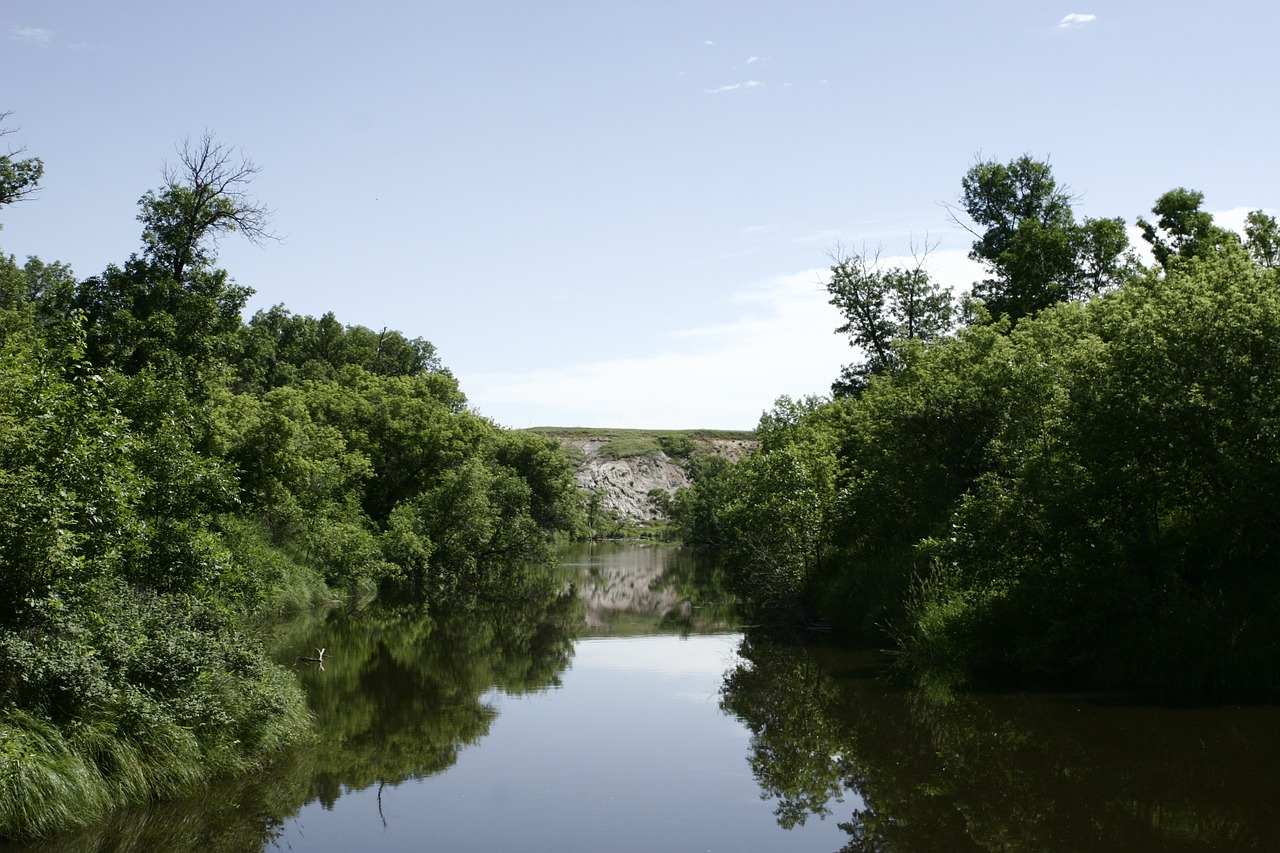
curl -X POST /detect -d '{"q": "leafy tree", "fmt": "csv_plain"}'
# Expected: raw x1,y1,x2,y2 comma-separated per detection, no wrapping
0,112,42,213
905,244,1280,690
826,244,954,396
669,453,735,544
1137,187,1238,270
74,134,267,379
138,132,275,282
1244,210,1280,269
234,305,446,392
957,155,1128,322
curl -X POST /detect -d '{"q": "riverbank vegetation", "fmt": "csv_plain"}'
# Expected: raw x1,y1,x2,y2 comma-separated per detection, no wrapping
0,128,582,840
673,156,1280,696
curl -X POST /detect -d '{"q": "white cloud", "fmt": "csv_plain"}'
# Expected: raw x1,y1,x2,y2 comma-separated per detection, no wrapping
467,269,849,429
746,56,760,63
466,249,984,430
1212,205,1273,236
9,26,52,45
704,80,761,94
1058,13,1097,28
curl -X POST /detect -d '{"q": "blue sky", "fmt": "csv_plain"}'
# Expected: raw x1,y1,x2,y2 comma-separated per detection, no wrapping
2,2,1276,429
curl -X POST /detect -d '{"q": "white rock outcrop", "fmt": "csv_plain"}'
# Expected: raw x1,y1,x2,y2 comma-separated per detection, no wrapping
555,436,755,522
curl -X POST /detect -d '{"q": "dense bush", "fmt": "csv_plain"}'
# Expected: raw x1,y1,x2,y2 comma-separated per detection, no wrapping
0,132,583,840
675,172,1280,695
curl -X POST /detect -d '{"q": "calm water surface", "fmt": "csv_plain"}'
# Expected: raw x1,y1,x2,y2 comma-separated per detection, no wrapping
14,542,1280,852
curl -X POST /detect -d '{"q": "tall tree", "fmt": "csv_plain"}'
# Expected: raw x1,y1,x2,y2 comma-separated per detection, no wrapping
1137,187,1237,270
826,243,954,396
1243,210,1279,270
957,155,1128,323
138,132,276,282
76,134,268,376
0,112,43,214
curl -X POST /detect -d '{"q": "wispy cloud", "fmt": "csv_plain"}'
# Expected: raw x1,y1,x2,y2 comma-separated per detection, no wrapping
1057,13,1097,28
704,80,762,94
467,270,848,429
467,250,984,430
9,25,52,45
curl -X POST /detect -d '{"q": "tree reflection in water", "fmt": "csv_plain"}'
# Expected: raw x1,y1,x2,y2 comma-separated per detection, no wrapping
720,632,1280,853
12,590,582,853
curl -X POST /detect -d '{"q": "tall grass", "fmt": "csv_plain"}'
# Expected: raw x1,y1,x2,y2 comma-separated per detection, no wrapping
0,669,310,842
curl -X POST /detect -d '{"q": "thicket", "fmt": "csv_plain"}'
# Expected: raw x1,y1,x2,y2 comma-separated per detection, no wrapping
673,159,1280,695
0,130,582,840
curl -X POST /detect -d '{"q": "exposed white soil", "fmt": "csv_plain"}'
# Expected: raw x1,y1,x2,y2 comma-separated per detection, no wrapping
555,436,755,521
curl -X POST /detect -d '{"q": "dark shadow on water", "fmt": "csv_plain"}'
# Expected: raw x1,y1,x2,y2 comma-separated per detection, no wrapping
721,630,1280,853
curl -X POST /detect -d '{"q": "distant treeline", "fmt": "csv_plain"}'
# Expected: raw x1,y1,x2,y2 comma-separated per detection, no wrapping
0,129,582,839
671,156,1280,697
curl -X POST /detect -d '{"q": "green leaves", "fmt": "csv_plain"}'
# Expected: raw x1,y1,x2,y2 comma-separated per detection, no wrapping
826,248,954,396
960,155,1131,323
0,112,43,214
1137,187,1239,270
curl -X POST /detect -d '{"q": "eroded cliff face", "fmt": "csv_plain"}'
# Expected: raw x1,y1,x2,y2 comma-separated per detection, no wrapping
554,436,755,521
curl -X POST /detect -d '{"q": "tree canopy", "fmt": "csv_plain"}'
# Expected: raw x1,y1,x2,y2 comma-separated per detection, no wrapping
825,243,954,397
0,112,43,214
675,159,1280,696
958,155,1129,322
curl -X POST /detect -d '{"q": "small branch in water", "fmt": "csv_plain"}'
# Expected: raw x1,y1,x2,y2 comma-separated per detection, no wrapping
297,647,326,671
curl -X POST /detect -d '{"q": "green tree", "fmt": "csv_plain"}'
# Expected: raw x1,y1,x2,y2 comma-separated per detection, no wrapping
715,398,840,614
0,112,43,213
905,244,1280,691
138,133,275,282
75,134,267,379
670,453,734,544
958,155,1128,322
1244,209,1280,269
826,244,954,396
1137,187,1238,270
234,306,446,392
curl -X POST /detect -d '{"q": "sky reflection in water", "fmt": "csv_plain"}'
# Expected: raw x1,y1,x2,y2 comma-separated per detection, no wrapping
273,632,852,853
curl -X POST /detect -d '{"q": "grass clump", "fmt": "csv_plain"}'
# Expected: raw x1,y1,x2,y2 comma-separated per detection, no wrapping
600,436,662,460
0,585,311,842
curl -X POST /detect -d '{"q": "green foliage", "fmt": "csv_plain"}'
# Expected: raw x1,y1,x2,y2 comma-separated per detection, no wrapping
960,155,1130,322
1244,210,1280,269
907,246,1280,690
695,167,1280,694
656,432,697,460
0,114,42,213
669,454,735,544
1137,187,1238,270
234,305,445,392
0,130,587,840
600,436,661,459
826,246,954,396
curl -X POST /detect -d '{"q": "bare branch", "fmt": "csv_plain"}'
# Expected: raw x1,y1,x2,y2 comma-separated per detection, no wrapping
0,111,44,209
140,131,278,279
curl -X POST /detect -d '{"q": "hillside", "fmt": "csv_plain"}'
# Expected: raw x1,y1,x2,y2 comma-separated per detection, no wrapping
525,428,755,522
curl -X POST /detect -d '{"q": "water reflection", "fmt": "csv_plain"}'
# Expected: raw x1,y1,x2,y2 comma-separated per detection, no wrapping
10,591,581,853
20,546,1276,852
556,541,737,634
721,633,1280,852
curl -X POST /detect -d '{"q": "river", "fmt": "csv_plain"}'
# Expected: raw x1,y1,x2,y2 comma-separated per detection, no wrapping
12,542,1280,851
